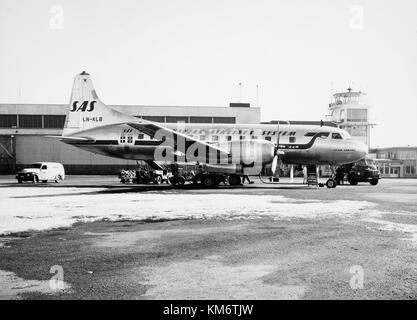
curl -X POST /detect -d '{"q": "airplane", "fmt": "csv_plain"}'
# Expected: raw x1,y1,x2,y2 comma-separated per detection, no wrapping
51,71,368,188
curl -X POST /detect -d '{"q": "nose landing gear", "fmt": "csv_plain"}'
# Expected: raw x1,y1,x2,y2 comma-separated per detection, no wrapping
326,178,337,188
323,165,338,188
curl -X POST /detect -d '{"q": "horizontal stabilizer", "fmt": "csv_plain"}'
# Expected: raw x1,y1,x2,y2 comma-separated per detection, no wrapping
45,135,94,142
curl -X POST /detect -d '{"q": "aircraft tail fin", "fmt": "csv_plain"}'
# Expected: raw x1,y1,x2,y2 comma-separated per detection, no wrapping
63,71,134,136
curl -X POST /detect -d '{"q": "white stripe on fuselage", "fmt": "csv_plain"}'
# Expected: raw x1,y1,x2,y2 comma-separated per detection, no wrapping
141,123,348,144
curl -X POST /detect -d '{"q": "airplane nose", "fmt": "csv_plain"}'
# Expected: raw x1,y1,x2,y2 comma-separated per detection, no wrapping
353,140,368,160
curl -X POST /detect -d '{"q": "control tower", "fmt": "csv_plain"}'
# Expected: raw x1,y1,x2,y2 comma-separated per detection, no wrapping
326,87,373,146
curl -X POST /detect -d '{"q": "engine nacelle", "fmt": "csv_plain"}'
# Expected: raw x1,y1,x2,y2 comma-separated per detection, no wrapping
217,140,275,166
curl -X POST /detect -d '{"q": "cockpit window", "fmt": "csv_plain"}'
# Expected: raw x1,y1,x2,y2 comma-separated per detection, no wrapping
305,132,329,138
317,132,329,138
332,133,343,139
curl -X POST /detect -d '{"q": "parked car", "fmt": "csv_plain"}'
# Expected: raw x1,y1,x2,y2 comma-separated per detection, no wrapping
16,162,65,183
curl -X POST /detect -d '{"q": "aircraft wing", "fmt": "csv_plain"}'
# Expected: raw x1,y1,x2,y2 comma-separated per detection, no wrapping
45,136,95,143
127,121,230,160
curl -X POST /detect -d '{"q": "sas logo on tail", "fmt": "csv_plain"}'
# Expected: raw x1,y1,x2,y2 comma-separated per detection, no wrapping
70,101,96,112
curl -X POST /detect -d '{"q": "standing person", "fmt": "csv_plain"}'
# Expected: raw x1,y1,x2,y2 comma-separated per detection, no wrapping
242,175,254,184
302,166,307,184
335,167,344,185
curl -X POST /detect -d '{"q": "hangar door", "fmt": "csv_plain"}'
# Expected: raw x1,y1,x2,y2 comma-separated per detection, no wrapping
0,135,16,174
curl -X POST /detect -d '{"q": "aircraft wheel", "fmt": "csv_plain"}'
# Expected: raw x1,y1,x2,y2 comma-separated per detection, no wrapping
326,178,336,188
228,174,241,186
348,176,358,185
370,179,379,186
155,176,162,184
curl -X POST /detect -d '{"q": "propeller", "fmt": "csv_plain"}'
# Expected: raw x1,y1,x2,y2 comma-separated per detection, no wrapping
271,153,279,175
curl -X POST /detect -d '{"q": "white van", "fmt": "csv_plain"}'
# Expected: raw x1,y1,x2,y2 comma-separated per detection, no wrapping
16,162,65,183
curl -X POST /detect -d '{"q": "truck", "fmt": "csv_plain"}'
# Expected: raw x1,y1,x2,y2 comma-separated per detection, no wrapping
168,163,243,187
119,168,172,184
346,158,380,185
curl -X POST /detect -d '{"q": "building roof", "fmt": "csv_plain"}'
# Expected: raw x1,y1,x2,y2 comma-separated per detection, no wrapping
371,146,417,151
333,87,366,97
261,120,338,127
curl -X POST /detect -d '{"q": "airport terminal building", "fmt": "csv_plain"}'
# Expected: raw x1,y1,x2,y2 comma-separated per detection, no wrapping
370,147,417,178
0,102,260,174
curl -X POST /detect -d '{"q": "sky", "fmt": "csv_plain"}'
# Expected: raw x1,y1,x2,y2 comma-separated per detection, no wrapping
0,0,416,147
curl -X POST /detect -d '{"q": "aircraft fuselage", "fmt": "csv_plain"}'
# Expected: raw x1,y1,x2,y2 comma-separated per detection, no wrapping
65,122,368,166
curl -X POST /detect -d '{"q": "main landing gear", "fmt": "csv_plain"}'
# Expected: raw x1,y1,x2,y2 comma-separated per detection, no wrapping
228,174,241,187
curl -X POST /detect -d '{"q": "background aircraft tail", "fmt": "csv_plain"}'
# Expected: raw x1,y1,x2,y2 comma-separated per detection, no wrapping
63,71,134,136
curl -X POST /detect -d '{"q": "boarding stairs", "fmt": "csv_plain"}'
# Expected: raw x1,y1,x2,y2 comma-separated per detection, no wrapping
306,165,319,187
145,161,166,171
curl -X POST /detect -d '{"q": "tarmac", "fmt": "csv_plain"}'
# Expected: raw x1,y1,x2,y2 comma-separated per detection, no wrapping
0,175,417,299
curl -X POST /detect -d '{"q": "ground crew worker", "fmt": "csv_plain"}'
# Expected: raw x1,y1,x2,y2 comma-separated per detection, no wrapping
242,175,254,184
335,167,344,185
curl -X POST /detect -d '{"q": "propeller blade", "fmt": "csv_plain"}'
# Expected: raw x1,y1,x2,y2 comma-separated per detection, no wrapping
271,155,278,175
